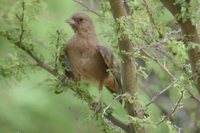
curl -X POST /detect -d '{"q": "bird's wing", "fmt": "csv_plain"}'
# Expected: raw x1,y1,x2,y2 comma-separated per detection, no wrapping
54,51,74,94
59,52,74,79
97,45,114,69
97,44,122,93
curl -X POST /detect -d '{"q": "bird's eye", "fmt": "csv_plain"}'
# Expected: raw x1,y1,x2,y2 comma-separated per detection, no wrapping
79,18,83,22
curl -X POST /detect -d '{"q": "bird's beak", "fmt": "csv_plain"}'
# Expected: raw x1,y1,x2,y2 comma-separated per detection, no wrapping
65,17,76,25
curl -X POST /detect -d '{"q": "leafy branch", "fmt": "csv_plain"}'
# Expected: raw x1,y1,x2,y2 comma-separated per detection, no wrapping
54,30,61,70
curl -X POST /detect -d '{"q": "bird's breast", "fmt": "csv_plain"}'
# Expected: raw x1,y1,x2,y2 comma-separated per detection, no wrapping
66,37,108,83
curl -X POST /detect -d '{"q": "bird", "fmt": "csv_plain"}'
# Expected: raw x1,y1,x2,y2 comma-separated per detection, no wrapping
60,12,121,111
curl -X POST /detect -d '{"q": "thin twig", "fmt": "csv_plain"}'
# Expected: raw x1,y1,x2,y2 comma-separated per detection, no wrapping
155,47,172,60
141,49,177,81
174,124,182,133
134,30,188,78
146,80,178,106
143,0,156,28
55,30,61,70
16,1,25,44
102,94,122,117
10,3,57,77
140,46,190,81
133,29,181,51
124,0,131,15
142,0,163,37
101,94,125,132
156,90,184,125
16,41,59,76
186,89,200,104
73,0,100,16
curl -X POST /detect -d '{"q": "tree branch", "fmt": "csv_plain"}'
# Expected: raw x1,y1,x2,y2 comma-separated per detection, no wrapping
141,49,177,81
18,2,25,44
142,0,156,29
54,30,61,70
156,90,184,125
146,80,178,106
104,114,129,132
73,0,100,16
186,89,200,104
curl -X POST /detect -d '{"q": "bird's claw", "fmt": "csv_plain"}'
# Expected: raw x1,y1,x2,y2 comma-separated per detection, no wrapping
92,101,102,118
95,102,101,113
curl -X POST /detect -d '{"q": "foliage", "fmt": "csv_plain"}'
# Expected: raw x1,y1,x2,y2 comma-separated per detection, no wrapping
0,0,200,133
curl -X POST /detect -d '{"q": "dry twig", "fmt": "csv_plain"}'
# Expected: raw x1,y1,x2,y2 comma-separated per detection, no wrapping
73,0,100,16
146,80,178,106
141,49,177,81
54,30,61,70
186,89,200,104
156,90,184,125
142,0,156,28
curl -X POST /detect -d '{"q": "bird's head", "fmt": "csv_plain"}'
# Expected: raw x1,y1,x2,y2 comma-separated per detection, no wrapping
66,13,95,36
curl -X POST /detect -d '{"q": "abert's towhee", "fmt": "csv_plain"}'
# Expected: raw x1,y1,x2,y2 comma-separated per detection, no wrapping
62,13,121,110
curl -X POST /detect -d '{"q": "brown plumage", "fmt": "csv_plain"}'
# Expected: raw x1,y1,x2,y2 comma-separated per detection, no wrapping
62,13,120,106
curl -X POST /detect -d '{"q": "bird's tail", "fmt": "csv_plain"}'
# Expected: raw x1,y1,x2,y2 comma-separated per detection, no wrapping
104,74,121,94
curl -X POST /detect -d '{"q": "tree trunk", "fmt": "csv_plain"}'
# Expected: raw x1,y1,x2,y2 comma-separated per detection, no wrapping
109,0,145,133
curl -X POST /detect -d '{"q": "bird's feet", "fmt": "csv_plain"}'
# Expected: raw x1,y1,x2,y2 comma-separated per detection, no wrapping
54,75,67,94
93,89,103,117
91,101,102,119
95,101,101,113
